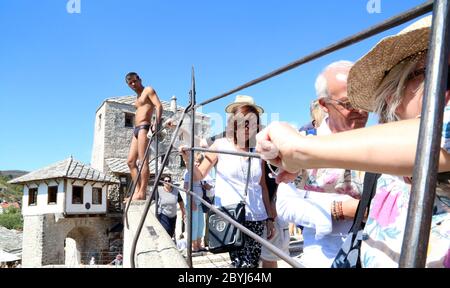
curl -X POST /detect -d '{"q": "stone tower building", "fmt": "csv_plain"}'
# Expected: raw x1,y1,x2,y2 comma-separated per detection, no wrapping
9,157,120,267
90,95,211,188
8,95,211,267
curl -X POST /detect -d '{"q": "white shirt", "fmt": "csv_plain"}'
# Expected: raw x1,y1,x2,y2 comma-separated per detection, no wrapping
213,138,268,221
277,118,359,267
277,183,353,267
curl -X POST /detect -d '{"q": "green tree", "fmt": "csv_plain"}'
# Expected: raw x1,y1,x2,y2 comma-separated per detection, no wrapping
0,206,23,230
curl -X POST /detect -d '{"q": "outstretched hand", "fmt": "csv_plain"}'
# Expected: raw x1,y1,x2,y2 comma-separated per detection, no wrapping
256,122,302,183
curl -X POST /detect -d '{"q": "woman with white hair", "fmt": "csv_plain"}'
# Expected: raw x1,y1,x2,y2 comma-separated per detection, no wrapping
257,16,450,267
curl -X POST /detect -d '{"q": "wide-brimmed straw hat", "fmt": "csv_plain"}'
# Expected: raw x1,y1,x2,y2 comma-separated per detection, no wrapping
225,95,264,114
348,15,432,111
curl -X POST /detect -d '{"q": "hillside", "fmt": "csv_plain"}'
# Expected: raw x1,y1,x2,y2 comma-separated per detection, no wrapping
0,171,26,203
0,170,28,179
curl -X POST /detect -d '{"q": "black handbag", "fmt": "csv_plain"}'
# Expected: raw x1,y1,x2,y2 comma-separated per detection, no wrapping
207,201,246,253
207,155,252,254
331,172,380,268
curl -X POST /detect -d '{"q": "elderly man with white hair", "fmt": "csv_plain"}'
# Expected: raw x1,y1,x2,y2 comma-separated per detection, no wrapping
274,60,368,267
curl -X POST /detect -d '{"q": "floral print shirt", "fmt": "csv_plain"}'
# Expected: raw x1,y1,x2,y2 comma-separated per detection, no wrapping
361,106,450,268
298,117,364,199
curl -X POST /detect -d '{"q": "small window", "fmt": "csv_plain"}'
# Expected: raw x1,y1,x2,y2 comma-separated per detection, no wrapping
28,188,38,206
92,187,102,205
97,114,102,131
48,186,58,204
124,113,135,128
72,186,83,204
179,155,186,168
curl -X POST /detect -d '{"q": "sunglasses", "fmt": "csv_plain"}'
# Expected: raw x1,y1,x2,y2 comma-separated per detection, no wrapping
407,65,450,91
163,179,171,183
326,98,355,110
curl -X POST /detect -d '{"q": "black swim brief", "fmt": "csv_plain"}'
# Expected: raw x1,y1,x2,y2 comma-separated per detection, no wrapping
133,124,151,139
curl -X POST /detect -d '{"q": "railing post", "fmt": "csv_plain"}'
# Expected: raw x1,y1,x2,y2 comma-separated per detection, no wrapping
187,67,196,268
399,0,450,267
154,121,159,219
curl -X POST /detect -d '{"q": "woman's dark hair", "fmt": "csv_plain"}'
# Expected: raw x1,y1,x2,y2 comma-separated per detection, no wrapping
227,104,260,148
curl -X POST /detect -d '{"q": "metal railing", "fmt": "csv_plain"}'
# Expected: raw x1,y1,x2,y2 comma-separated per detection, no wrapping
160,180,304,268
126,0,449,268
399,0,450,267
79,251,123,266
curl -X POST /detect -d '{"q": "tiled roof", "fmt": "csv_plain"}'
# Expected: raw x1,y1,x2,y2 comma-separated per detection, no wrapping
0,227,22,255
105,158,177,175
8,157,119,184
0,202,20,210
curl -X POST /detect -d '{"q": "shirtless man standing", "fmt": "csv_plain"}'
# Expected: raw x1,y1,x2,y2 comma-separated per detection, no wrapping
126,72,163,200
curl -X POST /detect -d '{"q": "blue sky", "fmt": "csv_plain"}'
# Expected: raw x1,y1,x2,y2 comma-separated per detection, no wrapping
0,0,428,171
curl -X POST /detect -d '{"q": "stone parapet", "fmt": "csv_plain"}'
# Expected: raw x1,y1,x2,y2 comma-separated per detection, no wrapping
123,200,188,268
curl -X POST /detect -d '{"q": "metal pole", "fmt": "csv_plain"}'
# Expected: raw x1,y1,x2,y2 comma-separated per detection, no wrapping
188,147,261,159
194,1,433,109
399,0,450,267
186,67,196,268
154,121,159,219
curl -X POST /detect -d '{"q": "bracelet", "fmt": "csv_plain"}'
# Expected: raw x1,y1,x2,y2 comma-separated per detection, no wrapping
331,201,345,221
333,201,344,221
267,217,275,222
338,201,345,221
331,201,338,221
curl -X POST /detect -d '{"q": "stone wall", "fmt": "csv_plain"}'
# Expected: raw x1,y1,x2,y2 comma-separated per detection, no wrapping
103,102,136,162
107,184,121,213
22,214,119,267
123,201,187,268
91,105,106,172
22,215,44,267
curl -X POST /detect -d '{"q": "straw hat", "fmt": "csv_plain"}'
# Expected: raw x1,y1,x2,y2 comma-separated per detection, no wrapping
348,16,432,111
225,95,264,114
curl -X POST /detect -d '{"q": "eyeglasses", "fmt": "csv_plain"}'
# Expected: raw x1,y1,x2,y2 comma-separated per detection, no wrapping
407,65,450,91
326,98,354,110
163,179,171,183
236,119,258,128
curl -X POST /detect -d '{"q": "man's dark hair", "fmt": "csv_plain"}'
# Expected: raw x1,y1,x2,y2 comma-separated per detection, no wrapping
125,72,140,82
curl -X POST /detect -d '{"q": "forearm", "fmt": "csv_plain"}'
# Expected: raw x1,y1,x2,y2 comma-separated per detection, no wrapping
295,119,430,176
332,199,359,221
262,189,275,219
179,203,186,215
181,155,205,181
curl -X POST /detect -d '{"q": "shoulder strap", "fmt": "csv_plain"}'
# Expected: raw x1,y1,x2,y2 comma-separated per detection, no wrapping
350,172,380,233
243,149,254,197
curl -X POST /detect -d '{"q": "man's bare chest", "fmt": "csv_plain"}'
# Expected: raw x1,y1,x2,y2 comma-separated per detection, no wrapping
135,96,153,108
